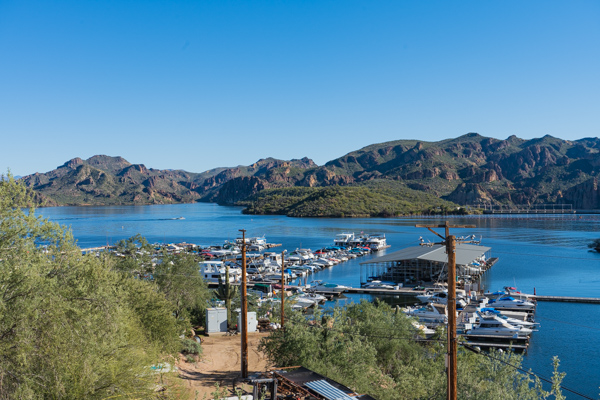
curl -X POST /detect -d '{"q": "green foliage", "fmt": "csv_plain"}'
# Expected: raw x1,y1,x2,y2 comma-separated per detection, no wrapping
259,300,563,400
240,181,461,217
181,338,202,356
213,266,239,328
154,253,211,328
0,174,181,399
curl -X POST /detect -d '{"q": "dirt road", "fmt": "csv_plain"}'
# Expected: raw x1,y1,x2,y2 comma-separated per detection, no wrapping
177,332,272,399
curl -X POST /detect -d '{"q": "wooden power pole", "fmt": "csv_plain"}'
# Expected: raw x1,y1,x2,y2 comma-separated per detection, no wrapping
280,251,285,328
415,221,475,400
239,229,249,379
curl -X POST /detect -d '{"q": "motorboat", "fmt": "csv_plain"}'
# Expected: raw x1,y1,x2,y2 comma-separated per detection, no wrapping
411,321,436,338
477,308,538,328
289,248,315,263
296,291,327,304
403,303,448,324
313,257,334,267
465,313,533,338
308,280,350,294
484,286,535,302
416,290,469,308
487,296,536,311
363,280,397,290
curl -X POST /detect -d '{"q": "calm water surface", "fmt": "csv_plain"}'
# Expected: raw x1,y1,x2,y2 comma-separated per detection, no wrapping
38,203,600,398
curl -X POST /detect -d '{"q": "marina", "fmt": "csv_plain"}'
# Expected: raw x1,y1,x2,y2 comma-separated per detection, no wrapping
36,203,600,398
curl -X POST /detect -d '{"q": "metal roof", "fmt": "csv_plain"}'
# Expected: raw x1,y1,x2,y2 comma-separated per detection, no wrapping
360,243,490,266
304,380,355,400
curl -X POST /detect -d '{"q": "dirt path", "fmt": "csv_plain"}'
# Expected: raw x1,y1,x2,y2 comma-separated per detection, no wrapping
177,332,272,399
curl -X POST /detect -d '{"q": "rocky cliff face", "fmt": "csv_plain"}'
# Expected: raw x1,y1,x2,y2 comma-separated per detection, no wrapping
562,178,600,209
215,176,268,205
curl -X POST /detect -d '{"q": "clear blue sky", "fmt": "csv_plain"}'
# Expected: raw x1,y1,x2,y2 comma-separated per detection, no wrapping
1,0,599,176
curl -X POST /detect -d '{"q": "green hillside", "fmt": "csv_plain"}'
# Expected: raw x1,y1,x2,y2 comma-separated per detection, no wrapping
239,180,462,217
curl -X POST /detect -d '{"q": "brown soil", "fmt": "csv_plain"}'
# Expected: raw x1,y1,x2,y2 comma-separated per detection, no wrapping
176,332,272,399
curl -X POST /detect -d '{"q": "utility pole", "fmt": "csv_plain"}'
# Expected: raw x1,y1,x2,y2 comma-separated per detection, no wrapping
280,251,285,328
239,229,248,379
415,221,475,400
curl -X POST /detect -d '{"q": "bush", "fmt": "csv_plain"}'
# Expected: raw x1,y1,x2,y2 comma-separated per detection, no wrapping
181,338,202,356
185,354,196,363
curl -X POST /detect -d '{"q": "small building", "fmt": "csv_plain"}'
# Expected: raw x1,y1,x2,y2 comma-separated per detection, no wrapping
359,243,491,286
205,307,228,333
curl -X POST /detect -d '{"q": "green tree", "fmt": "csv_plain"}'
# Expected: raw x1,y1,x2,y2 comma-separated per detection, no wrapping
0,173,180,399
259,300,563,400
113,233,155,276
213,266,238,329
154,253,211,328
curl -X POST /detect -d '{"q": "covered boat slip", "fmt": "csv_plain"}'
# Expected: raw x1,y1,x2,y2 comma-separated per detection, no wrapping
359,243,492,287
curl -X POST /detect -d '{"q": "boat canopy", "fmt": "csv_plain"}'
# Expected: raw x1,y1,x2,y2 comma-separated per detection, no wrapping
360,243,491,266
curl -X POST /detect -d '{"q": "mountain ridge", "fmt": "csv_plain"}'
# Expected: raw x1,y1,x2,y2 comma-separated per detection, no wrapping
20,134,600,212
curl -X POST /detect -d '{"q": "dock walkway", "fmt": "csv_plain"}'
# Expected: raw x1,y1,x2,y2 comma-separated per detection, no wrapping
534,295,600,304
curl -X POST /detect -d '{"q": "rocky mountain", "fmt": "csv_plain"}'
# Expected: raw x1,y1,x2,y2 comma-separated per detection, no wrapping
320,133,600,209
21,156,204,205
21,155,318,206
20,133,600,210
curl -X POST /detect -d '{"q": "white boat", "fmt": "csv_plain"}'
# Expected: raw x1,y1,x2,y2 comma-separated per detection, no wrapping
465,314,533,338
487,296,536,310
288,295,318,309
313,257,334,267
366,234,387,250
308,280,350,294
484,286,535,302
411,321,436,338
416,290,468,308
334,232,355,247
200,261,240,283
363,280,397,290
289,248,315,263
477,308,538,328
403,303,448,324
296,291,327,304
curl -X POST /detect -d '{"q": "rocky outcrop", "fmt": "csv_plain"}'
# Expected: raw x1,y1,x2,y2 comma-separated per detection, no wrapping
444,183,493,204
562,178,600,209
216,176,268,205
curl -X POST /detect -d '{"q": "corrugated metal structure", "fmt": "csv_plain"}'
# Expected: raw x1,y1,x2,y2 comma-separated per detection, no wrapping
304,380,355,400
272,366,377,400
359,243,491,286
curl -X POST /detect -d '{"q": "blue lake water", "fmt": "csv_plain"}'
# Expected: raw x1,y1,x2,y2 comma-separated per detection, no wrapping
37,203,600,398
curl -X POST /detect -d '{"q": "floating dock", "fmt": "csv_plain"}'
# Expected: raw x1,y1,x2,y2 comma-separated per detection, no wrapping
342,287,425,295
534,296,600,304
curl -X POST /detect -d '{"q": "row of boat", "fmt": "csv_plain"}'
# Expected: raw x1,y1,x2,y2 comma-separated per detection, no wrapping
403,286,539,347
199,234,389,310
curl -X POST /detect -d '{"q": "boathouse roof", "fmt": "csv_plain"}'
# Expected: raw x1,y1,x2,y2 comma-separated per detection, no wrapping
360,243,490,266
